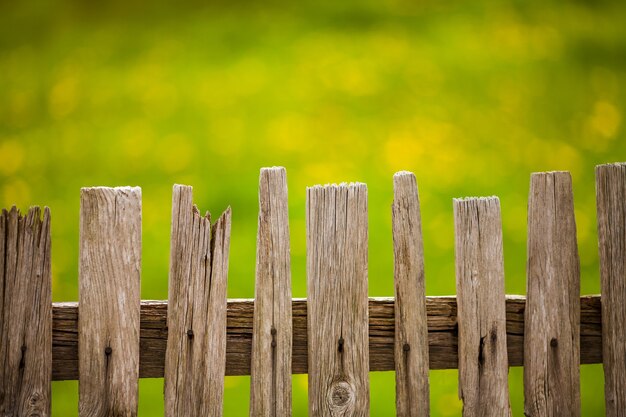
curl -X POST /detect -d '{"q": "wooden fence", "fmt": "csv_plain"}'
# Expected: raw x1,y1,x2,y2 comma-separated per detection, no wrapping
1,162,625,416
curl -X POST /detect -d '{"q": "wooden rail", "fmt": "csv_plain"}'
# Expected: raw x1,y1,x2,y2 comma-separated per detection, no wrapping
51,295,602,380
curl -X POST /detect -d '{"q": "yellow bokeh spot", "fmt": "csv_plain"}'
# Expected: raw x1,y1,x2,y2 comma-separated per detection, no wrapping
3,179,31,205
49,76,79,119
0,139,25,175
384,132,424,170
266,114,310,152
590,101,621,139
157,134,192,173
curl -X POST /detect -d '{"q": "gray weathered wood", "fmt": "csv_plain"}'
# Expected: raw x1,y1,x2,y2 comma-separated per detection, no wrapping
0,207,52,417
50,294,602,380
307,183,369,417
454,197,510,416
250,167,292,417
524,172,581,417
78,187,141,417
164,185,231,417
596,162,626,416
392,172,429,417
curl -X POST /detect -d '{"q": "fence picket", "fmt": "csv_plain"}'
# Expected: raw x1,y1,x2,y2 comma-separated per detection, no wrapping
0,207,52,416
250,167,293,417
78,187,141,417
524,172,580,417
307,183,369,417
596,162,626,416
164,185,231,417
454,197,510,416
392,172,430,417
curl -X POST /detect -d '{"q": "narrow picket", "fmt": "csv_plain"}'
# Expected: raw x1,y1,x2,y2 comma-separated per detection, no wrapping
596,162,626,416
164,185,231,417
307,183,369,417
0,207,52,416
78,187,142,417
524,172,580,417
454,197,510,416
250,167,293,417
391,172,429,417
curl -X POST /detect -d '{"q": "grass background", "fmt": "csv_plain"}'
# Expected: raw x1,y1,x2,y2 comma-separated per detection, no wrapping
1,0,625,415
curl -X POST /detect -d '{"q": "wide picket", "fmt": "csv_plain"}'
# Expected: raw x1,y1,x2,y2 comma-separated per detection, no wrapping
78,187,142,417
0,207,52,416
524,172,581,417
454,197,510,416
307,183,370,417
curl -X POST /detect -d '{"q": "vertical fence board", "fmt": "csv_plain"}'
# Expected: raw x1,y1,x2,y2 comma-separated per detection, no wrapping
391,172,429,417
524,172,580,417
79,187,141,417
307,183,369,417
164,185,231,417
0,207,52,416
596,162,626,416
250,167,293,417
454,197,510,416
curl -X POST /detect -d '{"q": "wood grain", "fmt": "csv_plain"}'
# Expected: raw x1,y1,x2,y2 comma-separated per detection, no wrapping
250,168,292,417
454,197,510,416
307,183,369,417
392,172,429,417
596,162,626,416
0,207,52,417
164,185,231,417
50,294,602,380
78,187,141,417
524,172,581,417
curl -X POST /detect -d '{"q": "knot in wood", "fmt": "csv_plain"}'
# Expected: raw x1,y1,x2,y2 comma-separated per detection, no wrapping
328,381,354,409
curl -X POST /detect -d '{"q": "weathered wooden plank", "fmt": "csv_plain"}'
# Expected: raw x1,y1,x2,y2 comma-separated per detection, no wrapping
596,162,626,416
524,172,581,417
49,295,603,380
250,167,292,417
392,172,429,417
164,185,231,417
307,183,369,416
454,197,510,416
0,207,52,416
78,187,141,417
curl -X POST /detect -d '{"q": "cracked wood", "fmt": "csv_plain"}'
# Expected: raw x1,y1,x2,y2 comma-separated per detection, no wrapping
454,197,510,416
524,172,580,417
78,187,141,417
392,172,429,417
164,185,231,417
307,183,369,417
250,168,292,417
596,162,626,417
0,207,52,416
50,294,602,380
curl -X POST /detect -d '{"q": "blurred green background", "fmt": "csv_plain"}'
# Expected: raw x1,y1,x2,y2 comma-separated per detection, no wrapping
1,0,625,415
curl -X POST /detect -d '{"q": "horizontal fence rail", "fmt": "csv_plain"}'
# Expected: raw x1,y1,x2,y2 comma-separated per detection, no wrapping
51,295,603,380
